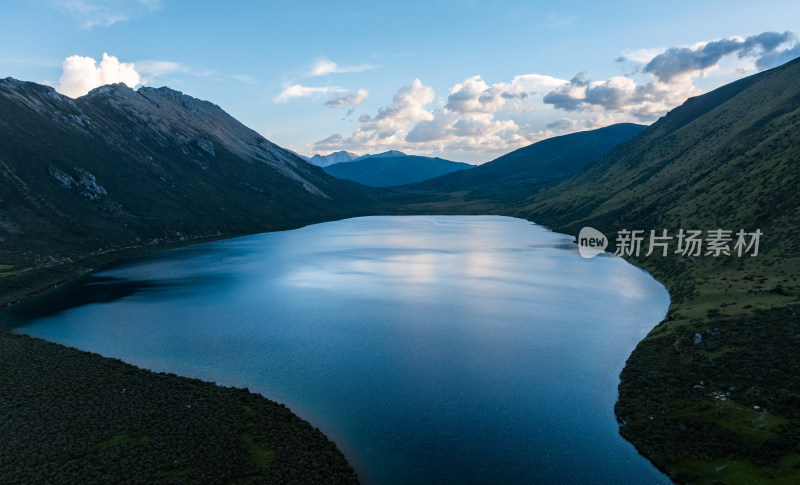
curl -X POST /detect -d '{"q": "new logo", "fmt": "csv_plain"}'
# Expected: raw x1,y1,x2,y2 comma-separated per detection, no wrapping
577,227,607,259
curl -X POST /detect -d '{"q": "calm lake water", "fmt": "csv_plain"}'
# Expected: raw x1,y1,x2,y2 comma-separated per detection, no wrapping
11,216,671,484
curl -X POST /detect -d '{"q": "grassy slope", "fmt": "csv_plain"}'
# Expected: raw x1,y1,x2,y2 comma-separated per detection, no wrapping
511,58,800,483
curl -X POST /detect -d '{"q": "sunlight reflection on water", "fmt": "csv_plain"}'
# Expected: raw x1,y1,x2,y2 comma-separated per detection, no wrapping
13,216,671,485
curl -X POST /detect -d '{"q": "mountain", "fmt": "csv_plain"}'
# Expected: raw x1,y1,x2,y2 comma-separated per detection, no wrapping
351,150,406,161
385,123,646,210
513,57,800,483
306,150,360,167
324,152,474,187
0,78,380,303
521,60,799,267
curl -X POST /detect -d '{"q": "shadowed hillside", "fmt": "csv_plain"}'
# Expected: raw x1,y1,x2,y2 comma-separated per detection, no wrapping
0,78,382,304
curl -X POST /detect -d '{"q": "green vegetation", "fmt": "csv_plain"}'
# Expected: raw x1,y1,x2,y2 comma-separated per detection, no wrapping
243,433,277,467
612,307,800,483
0,330,358,484
242,402,277,467
154,468,189,479
96,432,151,450
0,264,18,278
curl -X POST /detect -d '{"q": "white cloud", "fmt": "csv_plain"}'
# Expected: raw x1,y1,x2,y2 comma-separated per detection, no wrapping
310,58,376,76
273,57,375,108
310,31,797,159
312,76,557,157
350,79,434,145
542,31,799,122
325,89,368,108
403,73,542,151
314,37,798,159
232,74,258,84
52,0,162,29
618,47,666,64
56,53,141,98
446,76,508,113
643,31,796,82
275,84,346,103
409,111,523,151
133,59,216,85
133,60,189,85
542,72,701,121
402,73,570,153
134,60,185,77
313,79,434,151
546,112,637,132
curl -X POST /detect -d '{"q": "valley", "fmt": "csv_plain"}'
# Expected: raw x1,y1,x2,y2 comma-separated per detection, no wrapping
2,55,799,484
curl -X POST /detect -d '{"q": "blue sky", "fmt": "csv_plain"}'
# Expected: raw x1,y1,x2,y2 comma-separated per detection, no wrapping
2,0,799,163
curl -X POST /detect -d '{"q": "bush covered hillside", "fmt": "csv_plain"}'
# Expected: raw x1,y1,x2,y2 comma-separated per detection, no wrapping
0,332,358,484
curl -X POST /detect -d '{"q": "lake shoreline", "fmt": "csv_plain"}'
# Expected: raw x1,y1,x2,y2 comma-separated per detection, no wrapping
0,226,362,484
6,215,673,484
516,214,800,484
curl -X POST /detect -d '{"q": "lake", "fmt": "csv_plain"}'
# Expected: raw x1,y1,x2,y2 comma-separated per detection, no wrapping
11,216,671,484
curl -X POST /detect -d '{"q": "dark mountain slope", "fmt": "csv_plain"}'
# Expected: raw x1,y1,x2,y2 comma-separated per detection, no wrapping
521,63,799,239
434,122,645,189
324,153,474,187
0,79,380,302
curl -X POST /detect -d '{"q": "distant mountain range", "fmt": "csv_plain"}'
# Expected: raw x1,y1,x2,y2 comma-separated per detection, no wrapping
351,149,405,162
303,150,360,167
323,151,475,187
